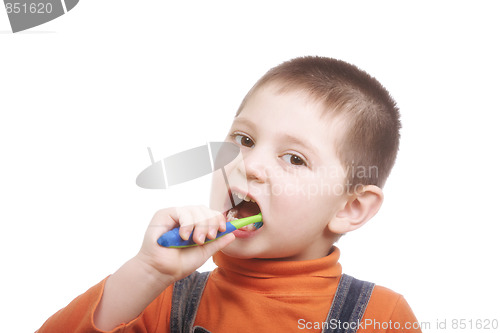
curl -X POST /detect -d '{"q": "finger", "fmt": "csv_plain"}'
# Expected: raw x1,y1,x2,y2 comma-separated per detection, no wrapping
202,232,236,257
177,207,196,241
218,211,227,232
204,211,222,240
196,208,226,241
191,208,212,245
186,232,236,263
148,208,179,238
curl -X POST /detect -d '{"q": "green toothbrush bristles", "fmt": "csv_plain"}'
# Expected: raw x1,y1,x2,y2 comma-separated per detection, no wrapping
230,213,263,230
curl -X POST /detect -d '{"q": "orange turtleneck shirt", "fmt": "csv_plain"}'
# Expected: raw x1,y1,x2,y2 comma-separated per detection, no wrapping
37,247,421,332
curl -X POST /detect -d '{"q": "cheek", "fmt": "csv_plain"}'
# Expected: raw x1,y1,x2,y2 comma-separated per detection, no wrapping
209,170,230,212
271,176,341,218
269,179,316,220
209,154,248,212
271,176,321,204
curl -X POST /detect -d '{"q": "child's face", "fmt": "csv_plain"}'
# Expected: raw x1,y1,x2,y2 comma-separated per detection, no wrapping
210,84,349,261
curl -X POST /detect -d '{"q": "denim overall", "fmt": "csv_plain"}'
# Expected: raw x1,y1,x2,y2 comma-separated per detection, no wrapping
170,272,374,333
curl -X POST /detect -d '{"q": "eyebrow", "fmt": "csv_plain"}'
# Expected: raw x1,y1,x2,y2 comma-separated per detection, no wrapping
280,133,319,158
231,117,255,129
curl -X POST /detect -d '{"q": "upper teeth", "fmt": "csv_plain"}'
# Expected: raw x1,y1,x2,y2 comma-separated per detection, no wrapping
234,191,255,203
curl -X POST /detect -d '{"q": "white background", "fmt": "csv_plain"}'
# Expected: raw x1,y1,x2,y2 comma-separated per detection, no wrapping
1,1,499,332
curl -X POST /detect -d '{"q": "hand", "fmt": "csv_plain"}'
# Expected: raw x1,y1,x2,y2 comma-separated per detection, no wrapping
94,206,235,331
136,206,235,283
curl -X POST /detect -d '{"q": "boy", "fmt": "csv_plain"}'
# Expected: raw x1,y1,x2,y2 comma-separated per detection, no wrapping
37,56,421,332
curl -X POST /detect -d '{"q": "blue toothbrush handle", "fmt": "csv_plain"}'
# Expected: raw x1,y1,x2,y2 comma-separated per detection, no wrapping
157,221,237,248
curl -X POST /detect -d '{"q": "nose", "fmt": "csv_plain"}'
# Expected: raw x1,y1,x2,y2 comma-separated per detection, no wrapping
240,147,270,183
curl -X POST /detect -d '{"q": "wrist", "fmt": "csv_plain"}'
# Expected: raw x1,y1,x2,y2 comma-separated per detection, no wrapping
133,253,175,288
94,255,175,331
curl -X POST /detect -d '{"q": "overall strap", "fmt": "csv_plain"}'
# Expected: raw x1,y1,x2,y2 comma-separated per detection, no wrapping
170,271,210,333
322,274,375,333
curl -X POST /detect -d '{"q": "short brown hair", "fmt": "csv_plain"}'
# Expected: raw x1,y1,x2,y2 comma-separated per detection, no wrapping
236,56,400,190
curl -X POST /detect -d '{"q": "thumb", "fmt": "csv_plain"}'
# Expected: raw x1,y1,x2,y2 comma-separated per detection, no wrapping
187,233,236,262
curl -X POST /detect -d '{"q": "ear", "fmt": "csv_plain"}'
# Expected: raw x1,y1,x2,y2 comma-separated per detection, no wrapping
328,185,384,234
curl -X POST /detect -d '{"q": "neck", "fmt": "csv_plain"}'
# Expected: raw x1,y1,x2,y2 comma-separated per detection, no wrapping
211,246,342,293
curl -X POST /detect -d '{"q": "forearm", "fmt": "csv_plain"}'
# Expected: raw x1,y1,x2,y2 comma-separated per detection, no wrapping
93,255,174,331
93,206,235,331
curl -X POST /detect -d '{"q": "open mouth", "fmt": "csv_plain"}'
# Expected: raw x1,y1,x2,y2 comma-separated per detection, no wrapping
225,190,263,231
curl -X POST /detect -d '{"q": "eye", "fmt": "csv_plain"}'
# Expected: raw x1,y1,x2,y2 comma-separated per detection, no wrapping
234,134,255,148
282,153,307,166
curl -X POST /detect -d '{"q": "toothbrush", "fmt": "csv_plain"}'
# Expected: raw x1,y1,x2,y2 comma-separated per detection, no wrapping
157,213,263,248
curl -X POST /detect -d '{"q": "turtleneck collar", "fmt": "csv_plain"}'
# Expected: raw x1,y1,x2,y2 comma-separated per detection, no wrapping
211,246,342,294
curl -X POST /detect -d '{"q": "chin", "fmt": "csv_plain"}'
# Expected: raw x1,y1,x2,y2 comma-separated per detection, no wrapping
220,244,266,259
220,249,254,259
220,244,284,260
